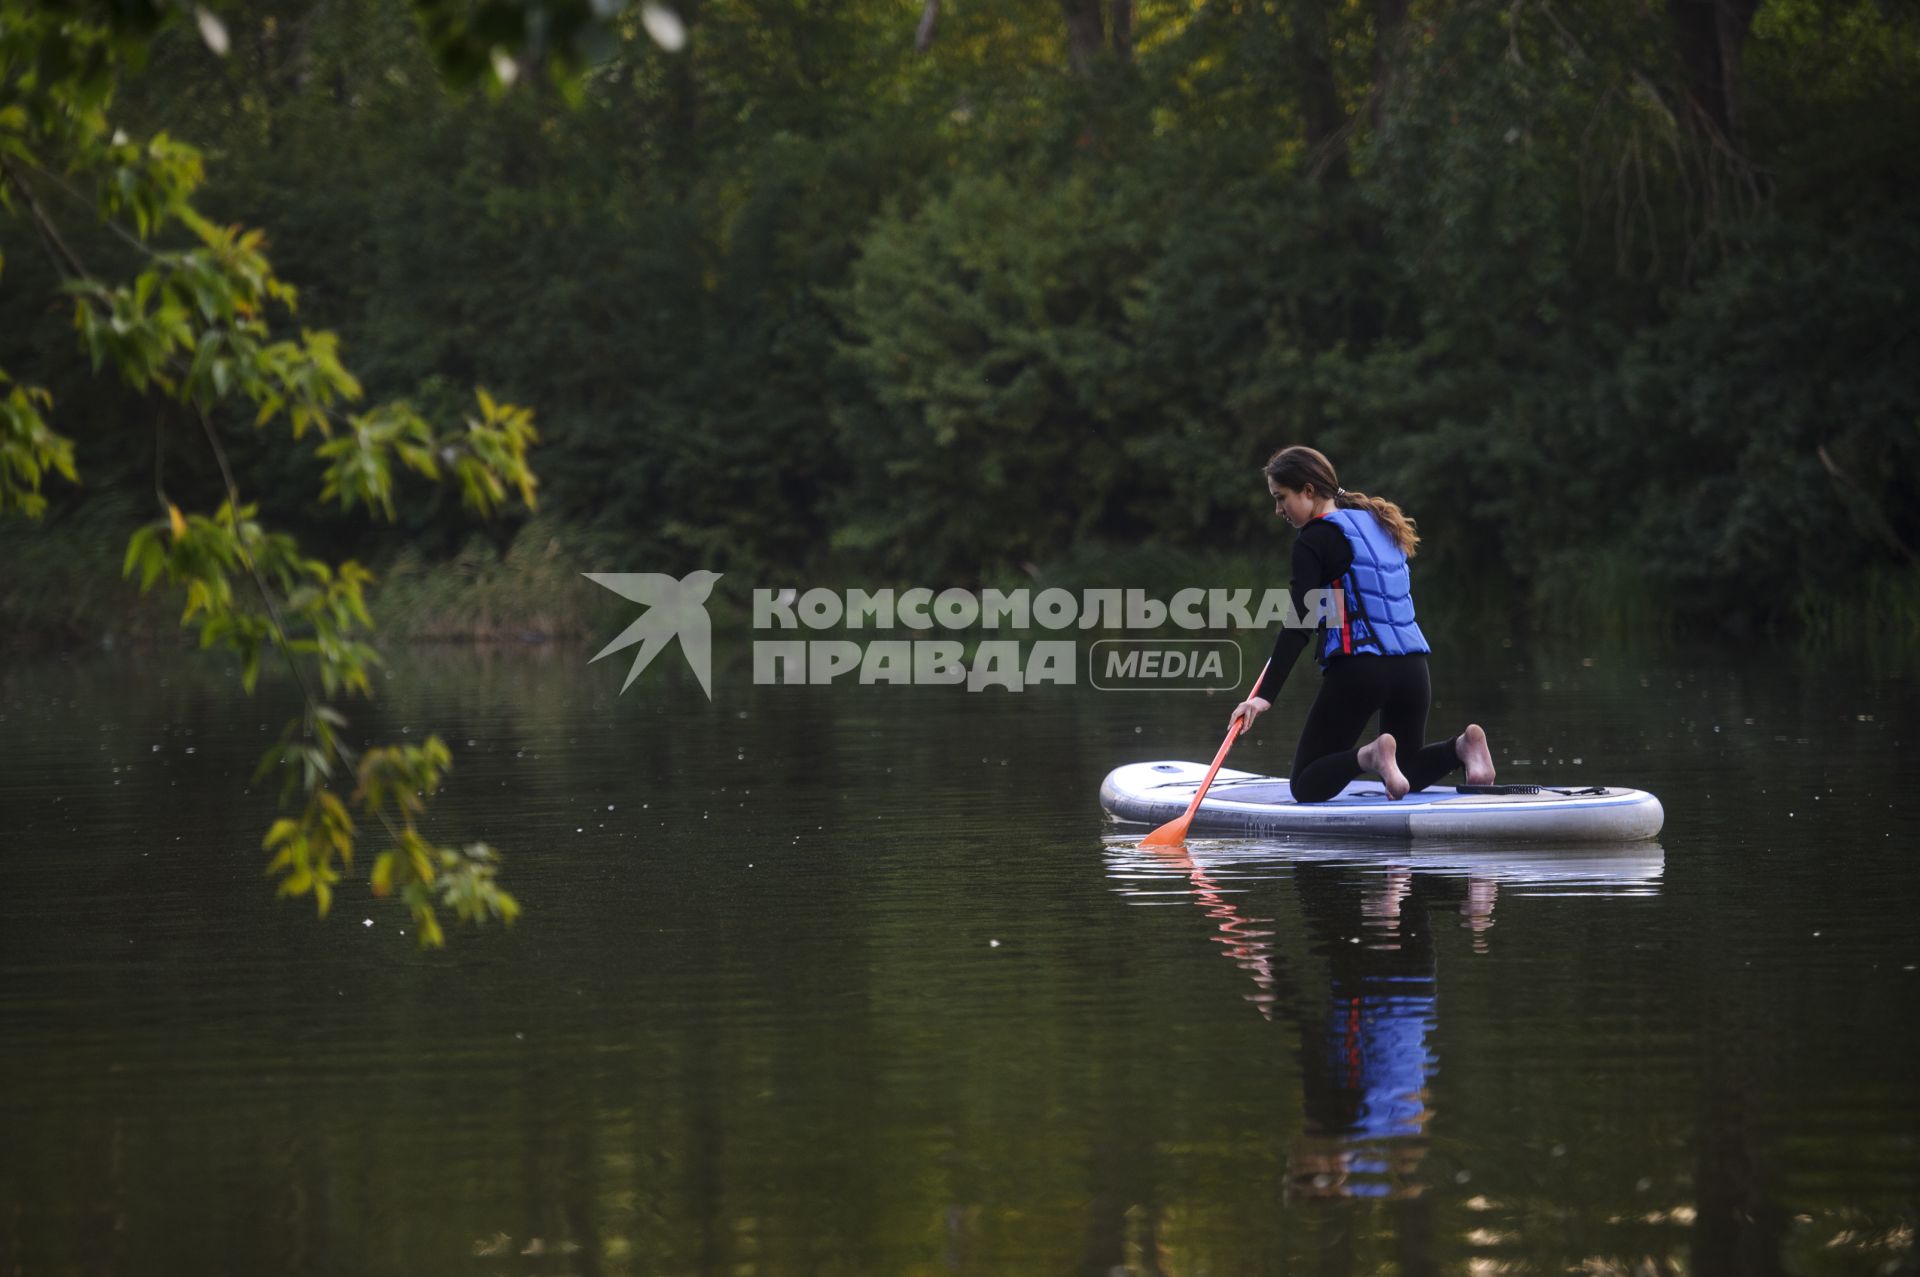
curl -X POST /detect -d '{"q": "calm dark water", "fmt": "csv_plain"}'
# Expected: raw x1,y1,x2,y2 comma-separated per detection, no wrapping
1,638,1915,1275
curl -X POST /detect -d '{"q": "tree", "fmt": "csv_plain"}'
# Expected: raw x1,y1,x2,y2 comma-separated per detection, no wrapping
0,0,637,943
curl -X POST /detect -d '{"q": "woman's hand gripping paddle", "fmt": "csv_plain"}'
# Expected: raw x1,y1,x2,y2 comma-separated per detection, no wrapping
1141,660,1269,847
1141,720,1244,847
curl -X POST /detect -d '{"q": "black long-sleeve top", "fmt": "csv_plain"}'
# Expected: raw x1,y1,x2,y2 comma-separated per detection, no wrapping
1252,518,1353,703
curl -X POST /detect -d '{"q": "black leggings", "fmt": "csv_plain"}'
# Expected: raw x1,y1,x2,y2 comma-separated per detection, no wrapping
1290,654,1463,803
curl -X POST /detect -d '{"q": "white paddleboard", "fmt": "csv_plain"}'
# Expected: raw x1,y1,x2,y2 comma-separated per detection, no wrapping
1101,760,1664,842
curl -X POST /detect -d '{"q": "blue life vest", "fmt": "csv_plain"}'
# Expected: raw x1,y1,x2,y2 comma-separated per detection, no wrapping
1317,508,1430,663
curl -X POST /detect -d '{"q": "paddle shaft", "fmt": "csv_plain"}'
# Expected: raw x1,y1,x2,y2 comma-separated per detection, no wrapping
1189,721,1244,813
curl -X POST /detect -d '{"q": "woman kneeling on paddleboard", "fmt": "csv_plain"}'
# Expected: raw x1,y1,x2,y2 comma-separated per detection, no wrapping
1229,446,1497,802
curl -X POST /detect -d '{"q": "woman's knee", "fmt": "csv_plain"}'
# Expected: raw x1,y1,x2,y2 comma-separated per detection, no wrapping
1289,764,1344,804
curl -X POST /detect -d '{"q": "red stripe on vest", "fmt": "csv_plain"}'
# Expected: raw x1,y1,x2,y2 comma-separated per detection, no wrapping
1316,511,1354,656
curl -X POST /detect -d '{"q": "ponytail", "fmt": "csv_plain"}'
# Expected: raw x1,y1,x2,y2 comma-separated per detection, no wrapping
1335,489,1420,559
1264,445,1420,558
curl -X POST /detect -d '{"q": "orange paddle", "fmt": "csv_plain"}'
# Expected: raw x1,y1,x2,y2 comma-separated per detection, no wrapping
1142,660,1270,847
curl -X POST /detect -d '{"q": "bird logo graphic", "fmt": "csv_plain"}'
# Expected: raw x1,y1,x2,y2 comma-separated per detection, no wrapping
584,570,723,698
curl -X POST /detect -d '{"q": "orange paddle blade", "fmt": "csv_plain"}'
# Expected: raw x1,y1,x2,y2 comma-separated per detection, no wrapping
1141,721,1243,846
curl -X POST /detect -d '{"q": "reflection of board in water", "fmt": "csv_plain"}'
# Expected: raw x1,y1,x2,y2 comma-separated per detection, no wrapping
1107,836,1667,896
1102,759,1665,842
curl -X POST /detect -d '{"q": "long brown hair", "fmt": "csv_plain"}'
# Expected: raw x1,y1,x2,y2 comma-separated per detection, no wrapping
1263,445,1420,558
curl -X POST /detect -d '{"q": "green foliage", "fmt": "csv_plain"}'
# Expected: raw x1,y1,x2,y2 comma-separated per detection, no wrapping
1614,215,1920,616
370,516,608,639
0,492,175,634
5,0,1918,698
1119,172,1389,546
820,0,1918,634
1795,563,1920,649
2,0,555,944
832,172,1136,575
0,369,72,516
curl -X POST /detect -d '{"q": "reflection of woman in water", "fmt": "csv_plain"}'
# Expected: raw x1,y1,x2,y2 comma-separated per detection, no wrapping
1144,845,1452,1199
1284,862,1446,1200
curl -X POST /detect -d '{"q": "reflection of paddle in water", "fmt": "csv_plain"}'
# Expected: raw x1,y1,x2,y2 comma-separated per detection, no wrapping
1144,844,1285,1019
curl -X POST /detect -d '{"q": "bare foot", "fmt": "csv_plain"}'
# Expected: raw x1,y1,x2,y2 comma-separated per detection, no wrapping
1456,723,1495,785
1358,733,1410,800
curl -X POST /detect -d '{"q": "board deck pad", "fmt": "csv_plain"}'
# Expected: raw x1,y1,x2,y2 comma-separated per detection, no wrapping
1101,761,1664,842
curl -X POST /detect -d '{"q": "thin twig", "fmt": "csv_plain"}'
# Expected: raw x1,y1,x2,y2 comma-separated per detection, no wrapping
1819,443,1917,563
10,155,156,258
1,157,92,280
153,412,169,515
1535,0,1587,63
191,402,321,711
1635,134,1659,280
1304,117,1357,184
